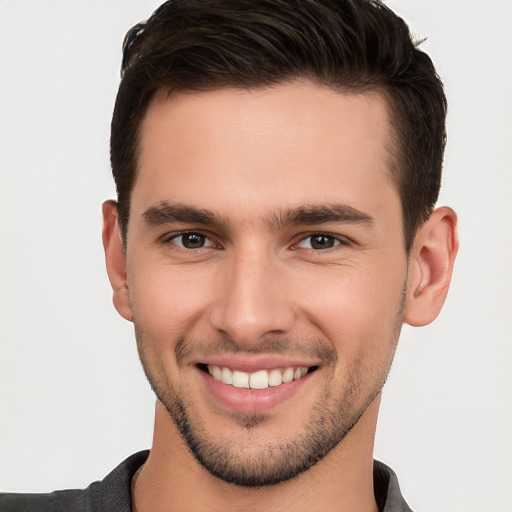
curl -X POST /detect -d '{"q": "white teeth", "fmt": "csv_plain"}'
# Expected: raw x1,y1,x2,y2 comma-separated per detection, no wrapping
293,367,308,379
206,365,311,389
249,370,268,389
282,367,294,383
232,370,250,388
268,369,283,387
211,365,222,381
220,367,233,385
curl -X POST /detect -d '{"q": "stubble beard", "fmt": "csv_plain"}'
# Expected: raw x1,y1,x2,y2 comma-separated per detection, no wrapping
135,338,400,488
162,373,372,487
133,285,405,488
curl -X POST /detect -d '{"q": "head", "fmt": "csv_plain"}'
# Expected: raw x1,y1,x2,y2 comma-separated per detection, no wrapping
110,0,447,253
104,0,457,489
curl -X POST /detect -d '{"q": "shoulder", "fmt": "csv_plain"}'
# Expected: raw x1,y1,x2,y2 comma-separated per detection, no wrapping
0,451,149,512
374,459,414,512
0,488,86,512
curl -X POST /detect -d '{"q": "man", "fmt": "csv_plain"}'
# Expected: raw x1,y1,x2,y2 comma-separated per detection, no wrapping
0,0,458,510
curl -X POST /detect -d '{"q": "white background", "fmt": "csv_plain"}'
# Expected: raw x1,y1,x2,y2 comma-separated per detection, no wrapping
0,1,511,511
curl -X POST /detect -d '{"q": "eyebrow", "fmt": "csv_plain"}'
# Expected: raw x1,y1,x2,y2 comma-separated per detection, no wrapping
143,202,228,227
143,201,373,229
269,204,374,228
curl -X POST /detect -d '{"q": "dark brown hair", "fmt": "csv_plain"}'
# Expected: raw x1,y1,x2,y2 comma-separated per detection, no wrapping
111,0,447,251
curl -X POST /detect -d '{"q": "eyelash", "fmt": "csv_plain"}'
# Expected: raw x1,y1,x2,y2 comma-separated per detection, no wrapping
162,231,350,252
293,233,349,251
163,231,216,250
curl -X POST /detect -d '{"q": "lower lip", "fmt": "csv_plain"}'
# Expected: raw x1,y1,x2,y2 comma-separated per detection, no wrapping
197,368,315,414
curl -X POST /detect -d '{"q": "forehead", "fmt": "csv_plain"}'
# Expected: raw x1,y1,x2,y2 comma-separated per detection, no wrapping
133,82,399,225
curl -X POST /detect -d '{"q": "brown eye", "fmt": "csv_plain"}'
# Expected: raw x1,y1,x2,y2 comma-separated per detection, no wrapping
171,232,213,249
310,235,336,249
297,234,341,250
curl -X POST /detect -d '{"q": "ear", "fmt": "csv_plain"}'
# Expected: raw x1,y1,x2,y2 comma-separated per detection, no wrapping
102,200,133,322
403,206,459,327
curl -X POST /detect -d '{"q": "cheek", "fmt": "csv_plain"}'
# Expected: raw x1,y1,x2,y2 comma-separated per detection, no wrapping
298,262,406,355
128,262,216,340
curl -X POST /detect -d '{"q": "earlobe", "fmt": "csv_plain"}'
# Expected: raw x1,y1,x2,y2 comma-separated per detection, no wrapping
403,207,459,327
102,200,133,322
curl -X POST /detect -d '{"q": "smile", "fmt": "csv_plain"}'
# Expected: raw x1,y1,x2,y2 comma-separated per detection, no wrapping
205,365,315,390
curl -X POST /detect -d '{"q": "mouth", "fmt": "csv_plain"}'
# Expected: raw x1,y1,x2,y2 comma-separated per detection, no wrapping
198,364,319,390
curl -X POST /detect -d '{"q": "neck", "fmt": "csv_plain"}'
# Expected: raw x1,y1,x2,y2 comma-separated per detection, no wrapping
132,398,380,512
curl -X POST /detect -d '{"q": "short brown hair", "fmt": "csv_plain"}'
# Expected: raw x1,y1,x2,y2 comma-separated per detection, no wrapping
111,0,447,251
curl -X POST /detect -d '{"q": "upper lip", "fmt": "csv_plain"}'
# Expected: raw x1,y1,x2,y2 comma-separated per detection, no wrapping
193,354,322,373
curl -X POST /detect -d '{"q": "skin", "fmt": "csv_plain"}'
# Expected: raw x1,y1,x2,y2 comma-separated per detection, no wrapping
103,82,458,512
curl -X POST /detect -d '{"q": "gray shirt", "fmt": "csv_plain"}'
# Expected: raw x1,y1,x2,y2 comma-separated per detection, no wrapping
0,451,413,511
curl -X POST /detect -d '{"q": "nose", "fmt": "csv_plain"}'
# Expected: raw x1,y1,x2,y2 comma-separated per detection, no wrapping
209,248,296,348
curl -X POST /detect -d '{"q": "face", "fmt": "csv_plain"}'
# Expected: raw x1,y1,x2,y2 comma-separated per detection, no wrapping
124,83,408,486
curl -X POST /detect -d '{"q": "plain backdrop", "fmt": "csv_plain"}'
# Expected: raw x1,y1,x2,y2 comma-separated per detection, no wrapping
0,1,511,511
